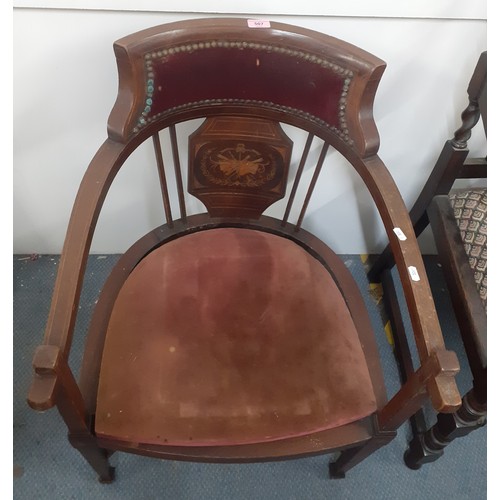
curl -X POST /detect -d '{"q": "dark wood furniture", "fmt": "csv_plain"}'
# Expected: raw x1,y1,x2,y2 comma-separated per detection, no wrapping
369,52,486,468
27,18,461,482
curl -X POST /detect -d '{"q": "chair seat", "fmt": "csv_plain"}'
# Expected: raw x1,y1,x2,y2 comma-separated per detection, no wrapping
448,188,487,307
95,228,377,447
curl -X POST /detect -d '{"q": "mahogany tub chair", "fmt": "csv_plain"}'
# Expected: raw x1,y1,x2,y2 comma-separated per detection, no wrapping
27,18,461,482
369,52,486,468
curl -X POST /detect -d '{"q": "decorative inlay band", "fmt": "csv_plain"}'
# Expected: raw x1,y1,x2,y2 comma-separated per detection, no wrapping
134,40,354,146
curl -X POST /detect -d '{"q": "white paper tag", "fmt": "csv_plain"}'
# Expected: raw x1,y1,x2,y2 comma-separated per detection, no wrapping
393,227,407,241
408,266,420,282
247,19,271,28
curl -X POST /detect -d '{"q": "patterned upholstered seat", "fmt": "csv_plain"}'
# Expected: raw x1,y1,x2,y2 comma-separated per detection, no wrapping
448,188,487,308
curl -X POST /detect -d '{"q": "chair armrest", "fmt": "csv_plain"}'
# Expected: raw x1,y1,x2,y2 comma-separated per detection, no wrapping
360,155,461,419
27,345,89,433
378,349,460,431
29,139,128,409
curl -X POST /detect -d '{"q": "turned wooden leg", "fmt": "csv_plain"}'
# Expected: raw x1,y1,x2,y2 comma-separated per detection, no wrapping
404,388,486,470
68,433,115,483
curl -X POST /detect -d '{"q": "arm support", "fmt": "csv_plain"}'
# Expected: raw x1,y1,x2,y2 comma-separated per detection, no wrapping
27,139,130,413
28,345,88,433
358,155,461,423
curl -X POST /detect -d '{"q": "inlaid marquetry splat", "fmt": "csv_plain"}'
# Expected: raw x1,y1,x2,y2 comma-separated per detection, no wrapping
188,117,292,219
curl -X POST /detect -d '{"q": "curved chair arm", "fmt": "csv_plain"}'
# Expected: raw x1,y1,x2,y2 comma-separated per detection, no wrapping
27,139,129,413
359,155,461,426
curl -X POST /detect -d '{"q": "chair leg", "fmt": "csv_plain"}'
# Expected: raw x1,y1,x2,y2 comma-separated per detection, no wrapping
329,436,392,479
404,387,486,470
329,445,365,479
68,433,115,483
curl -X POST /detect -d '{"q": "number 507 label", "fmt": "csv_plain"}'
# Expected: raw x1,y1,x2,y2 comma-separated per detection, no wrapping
248,20,271,28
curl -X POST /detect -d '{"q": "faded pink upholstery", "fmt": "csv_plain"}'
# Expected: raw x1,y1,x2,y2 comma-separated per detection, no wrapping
96,228,377,446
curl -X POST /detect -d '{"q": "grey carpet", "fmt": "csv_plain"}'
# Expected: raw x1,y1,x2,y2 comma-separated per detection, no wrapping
13,254,486,499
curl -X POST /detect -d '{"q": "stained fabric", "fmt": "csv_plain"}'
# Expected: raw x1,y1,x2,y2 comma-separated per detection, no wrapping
95,228,377,446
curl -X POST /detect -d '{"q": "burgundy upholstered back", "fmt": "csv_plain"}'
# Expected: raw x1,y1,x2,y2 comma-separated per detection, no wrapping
108,18,386,158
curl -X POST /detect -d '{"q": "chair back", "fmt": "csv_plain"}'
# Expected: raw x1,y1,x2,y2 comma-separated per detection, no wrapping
107,18,386,226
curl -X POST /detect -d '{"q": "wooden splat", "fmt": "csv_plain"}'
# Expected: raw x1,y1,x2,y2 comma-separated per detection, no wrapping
188,116,292,219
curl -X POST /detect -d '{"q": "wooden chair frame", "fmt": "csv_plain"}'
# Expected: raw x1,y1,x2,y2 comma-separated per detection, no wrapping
369,52,486,468
27,18,460,482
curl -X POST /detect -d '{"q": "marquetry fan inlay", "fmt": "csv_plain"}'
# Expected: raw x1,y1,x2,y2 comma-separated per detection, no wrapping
198,142,281,188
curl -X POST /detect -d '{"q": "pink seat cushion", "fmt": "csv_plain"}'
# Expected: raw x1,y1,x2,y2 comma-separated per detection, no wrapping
95,228,377,446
